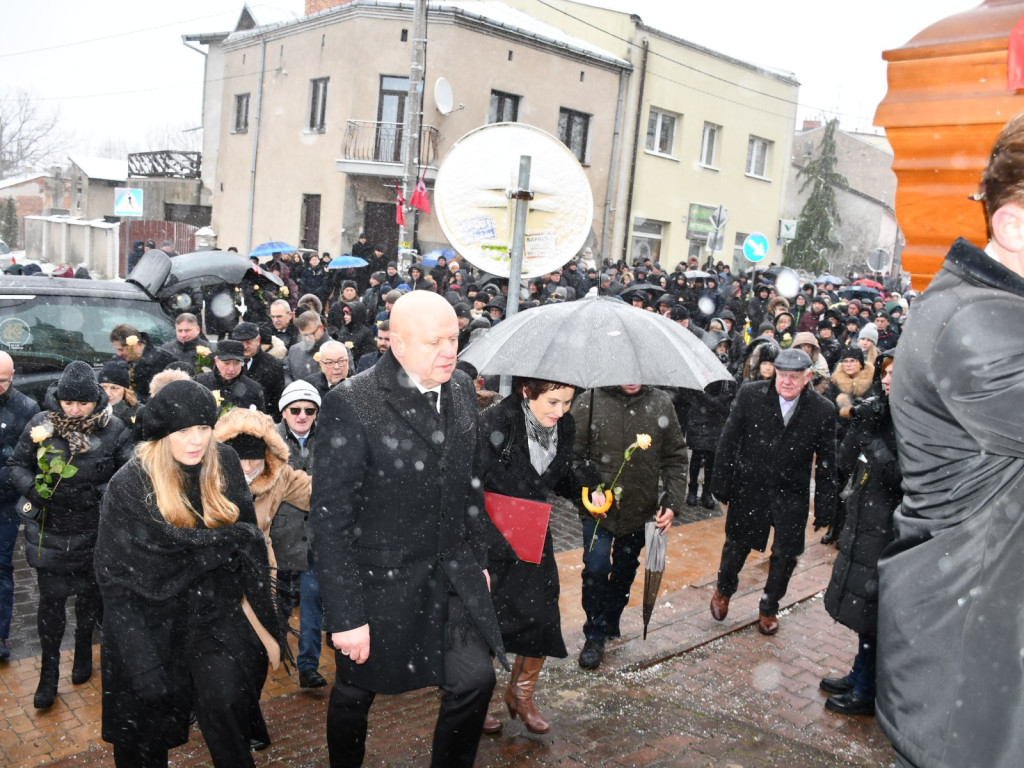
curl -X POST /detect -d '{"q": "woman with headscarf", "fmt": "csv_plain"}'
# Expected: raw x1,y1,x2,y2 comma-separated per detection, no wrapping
93,380,286,767
9,361,132,709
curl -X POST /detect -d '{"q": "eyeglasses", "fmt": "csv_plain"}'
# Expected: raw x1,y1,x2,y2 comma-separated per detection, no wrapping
300,328,321,341
287,406,318,416
320,359,347,367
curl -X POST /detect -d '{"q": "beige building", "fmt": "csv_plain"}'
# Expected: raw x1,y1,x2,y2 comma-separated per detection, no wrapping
501,0,800,272
189,0,630,260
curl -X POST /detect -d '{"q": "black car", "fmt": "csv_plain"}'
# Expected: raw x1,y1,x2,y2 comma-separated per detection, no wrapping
0,249,282,403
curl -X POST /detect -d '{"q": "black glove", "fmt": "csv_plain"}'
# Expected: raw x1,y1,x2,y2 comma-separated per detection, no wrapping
132,667,170,706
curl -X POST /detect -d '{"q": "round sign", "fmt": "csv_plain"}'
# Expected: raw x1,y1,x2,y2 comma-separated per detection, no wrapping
433,123,594,279
743,232,770,263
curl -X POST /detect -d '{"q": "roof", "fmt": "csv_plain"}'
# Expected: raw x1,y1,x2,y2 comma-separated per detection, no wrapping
218,0,629,70
0,172,50,191
67,154,128,182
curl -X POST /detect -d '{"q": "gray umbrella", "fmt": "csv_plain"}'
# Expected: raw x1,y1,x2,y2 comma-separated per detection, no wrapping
459,296,731,389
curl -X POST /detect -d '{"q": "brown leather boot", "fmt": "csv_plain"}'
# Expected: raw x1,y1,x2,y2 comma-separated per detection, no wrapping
482,712,503,734
503,655,524,719
511,656,550,734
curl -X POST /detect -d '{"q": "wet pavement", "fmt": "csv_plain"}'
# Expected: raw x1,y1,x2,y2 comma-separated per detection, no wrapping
0,507,897,767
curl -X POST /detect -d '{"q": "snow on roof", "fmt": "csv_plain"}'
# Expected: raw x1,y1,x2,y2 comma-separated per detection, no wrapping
222,0,629,69
67,154,128,182
0,172,50,191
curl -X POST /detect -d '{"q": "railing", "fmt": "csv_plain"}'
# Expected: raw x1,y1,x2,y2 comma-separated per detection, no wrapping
128,151,202,179
342,121,439,167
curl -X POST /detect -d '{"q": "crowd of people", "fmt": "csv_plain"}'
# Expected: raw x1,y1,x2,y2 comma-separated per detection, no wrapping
3,117,1015,765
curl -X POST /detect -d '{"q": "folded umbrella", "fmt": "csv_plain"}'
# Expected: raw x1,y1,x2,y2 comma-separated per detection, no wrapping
642,518,668,640
459,296,731,390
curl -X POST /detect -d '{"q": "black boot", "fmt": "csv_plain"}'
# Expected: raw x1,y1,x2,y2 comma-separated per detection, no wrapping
820,526,837,545
685,490,698,506
34,657,59,709
71,636,93,685
700,489,716,509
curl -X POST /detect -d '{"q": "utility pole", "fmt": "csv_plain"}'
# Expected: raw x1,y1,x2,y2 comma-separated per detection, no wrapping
397,0,427,268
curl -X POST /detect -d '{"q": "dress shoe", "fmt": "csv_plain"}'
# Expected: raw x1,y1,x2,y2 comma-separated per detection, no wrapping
685,491,698,506
249,738,271,751
709,589,730,621
820,675,854,695
820,526,837,545
482,712,503,734
0,638,10,663
578,639,604,670
299,669,328,689
758,613,779,635
71,639,93,685
700,491,716,510
825,690,875,716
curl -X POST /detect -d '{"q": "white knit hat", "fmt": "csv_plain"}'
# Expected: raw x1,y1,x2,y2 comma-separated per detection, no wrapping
279,380,322,411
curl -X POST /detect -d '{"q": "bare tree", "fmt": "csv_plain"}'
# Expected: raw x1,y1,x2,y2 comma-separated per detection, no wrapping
0,88,66,179
143,122,202,153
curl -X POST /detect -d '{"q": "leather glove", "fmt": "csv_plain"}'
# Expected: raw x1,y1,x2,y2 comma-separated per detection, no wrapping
132,667,170,706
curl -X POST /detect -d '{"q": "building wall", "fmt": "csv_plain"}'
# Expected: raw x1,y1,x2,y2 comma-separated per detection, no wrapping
206,3,625,259
501,0,799,272
0,176,72,246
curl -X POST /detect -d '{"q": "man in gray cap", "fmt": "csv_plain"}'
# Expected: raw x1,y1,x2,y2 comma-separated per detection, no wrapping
709,347,837,635
230,321,285,420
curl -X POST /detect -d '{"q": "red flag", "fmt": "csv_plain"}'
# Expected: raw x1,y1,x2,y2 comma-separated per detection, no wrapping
410,171,431,214
394,182,406,227
1010,14,1024,90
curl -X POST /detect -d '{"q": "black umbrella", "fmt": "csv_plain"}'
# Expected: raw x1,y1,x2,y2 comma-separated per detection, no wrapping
837,285,880,302
459,296,731,390
618,282,660,299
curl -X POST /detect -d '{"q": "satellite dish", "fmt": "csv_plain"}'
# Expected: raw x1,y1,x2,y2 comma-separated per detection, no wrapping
433,123,593,279
434,77,454,115
866,247,890,273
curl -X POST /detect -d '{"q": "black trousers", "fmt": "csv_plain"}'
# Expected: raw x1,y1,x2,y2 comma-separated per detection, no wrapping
716,537,798,616
113,637,262,768
36,568,101,663
688,450,716,494
326,599,495,768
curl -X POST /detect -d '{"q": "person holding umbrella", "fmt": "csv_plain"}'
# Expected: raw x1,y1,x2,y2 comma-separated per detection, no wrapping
571,384,687,670
477,377,594,734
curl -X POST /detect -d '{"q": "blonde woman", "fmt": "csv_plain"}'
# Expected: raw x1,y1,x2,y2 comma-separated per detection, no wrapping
94,380,284,768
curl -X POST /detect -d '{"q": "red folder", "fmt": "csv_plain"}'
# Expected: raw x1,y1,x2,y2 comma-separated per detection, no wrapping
484,492,552,564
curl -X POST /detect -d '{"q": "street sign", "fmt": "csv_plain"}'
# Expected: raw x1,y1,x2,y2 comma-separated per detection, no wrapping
743,232,769,262
708,205,728,230
114,187,143,217
779,219,797,240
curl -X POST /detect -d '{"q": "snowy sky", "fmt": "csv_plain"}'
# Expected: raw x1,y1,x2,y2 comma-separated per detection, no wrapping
0,0,981,162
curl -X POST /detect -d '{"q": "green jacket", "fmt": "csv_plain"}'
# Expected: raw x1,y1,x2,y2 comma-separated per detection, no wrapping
571,386,688,536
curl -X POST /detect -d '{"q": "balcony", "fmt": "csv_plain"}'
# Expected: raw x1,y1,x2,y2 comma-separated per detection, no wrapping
337,121,439,180
128,151,201,179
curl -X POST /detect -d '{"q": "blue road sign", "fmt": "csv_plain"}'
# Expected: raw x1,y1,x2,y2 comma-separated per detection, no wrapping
114,187,143,217
743,232,769,262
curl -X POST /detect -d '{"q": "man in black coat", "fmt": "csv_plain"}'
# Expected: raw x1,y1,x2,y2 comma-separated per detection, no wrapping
109,324,175,403
158,313,215,365
309,291,504,768
0,351,39,661
710,348,837,635
195,340,265,413
231,322,285,420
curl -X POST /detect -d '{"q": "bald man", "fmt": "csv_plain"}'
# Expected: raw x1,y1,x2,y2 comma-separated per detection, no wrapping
0,351,40,660
303,340,351,398
310,292,504,768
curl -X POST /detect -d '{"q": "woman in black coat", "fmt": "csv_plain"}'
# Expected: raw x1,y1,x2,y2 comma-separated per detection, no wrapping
478,378,589,735
821,351,899,717
93,380,285,768
683,331,737,508
8,361,132,709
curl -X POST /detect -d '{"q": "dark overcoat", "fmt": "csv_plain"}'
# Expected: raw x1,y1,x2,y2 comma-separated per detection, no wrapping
823,401,900,635
309,350,504,694
478,394,582,658
878,238,1024,768
711,380,837,555
245,349,285,420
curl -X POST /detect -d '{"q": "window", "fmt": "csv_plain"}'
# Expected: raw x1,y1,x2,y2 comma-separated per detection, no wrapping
233,93,250,133
558,108,591,163
631,218,665,263
700,122,720,167
308,77,329,133
489,90,520,123
645,108,677,156
746,135,772,178
734,232,749,263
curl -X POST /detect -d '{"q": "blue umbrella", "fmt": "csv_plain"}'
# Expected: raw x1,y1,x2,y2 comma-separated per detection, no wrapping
325,254,369,269
421,248,455,267
250,241,297,262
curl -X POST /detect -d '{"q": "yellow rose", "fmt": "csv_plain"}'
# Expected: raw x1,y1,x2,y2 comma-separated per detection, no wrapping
211,390,224,407
344,341,354,349
281,287,289,296
124,335,139,347
313,352,321,362
30,424,51,443
196,345,211,357
636,433,652,450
